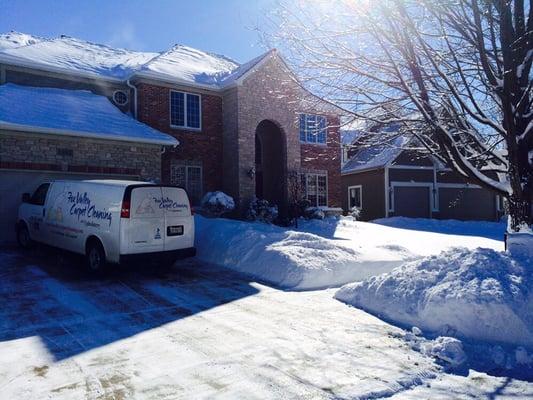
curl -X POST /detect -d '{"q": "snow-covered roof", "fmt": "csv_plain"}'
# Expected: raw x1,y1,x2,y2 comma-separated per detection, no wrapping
0,33,158,80
0,31,44,51
341,135,410,174
0,31,271,89
0,83,178,146
137,44,239,86
341,129,363,145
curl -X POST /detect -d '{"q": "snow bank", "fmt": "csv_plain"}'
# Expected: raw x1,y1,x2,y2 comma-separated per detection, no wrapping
335,247,533,347
195,216,409,290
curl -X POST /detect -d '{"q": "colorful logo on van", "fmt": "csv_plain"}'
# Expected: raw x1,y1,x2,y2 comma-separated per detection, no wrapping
67,191,113,226
153,196,188,210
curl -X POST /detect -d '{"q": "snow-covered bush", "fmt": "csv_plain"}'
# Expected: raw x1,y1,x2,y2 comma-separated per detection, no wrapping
245,197,278,223
304,207,325,220
350,206,361,220
335,247,533,347
200,191,235,217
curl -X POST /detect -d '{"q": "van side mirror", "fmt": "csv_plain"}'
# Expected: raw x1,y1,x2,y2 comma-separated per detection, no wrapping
22,193,31,203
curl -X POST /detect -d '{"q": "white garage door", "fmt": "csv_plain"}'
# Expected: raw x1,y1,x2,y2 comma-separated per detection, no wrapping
0,171,140,243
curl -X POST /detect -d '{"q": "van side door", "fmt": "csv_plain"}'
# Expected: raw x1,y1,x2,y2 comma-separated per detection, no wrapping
25,183,50,243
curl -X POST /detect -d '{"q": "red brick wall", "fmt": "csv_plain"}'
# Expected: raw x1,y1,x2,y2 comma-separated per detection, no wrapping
136,82,224,192
300,116,342,207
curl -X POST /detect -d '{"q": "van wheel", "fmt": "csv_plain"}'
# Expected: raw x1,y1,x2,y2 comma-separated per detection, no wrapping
86,240,106,273
17,224,33,250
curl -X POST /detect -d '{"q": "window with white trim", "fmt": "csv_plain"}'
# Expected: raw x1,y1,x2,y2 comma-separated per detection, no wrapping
299,114,327,144
170,164,202,205
300,173,327,207
348,185,362,209
170,91,201,129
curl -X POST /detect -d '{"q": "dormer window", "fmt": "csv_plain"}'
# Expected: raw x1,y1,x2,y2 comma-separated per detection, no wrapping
170,90,201,130
299,114,327,144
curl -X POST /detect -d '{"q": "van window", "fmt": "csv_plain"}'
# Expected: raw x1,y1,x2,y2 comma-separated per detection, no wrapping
30,183,50,206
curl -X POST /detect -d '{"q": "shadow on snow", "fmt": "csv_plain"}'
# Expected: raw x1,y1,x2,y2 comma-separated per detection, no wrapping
0,246,259,361
372,217,506,242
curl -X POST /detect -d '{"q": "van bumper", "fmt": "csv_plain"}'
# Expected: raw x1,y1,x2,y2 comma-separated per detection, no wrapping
119,247,196,264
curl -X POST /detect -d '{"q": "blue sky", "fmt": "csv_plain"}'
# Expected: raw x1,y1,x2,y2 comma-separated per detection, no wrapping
0,0,275,62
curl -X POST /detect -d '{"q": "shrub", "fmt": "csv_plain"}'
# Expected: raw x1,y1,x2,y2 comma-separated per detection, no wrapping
246,197,278,223
304,207,326,220
201,191,235,217
350,206,361,220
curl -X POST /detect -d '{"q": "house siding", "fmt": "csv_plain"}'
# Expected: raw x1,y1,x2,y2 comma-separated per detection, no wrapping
136,82,224,194
341,169,385,221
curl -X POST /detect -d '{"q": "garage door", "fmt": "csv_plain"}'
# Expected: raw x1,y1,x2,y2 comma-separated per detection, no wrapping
0,171,139,243
439,187,496,221
393,186,431,218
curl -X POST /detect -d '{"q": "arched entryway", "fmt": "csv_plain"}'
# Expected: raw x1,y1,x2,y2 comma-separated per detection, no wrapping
255,120,287,212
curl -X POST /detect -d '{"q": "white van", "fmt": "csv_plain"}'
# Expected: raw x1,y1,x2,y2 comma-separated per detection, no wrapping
16,180,196,271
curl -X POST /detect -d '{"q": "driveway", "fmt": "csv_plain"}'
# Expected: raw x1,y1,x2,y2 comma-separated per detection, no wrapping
0,248,530,399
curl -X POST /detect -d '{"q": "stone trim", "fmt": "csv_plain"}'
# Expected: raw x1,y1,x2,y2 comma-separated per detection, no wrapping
0,161,140,176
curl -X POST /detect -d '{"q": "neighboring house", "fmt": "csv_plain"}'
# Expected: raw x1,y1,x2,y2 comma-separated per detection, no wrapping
341,130,504,221
0,32,342,242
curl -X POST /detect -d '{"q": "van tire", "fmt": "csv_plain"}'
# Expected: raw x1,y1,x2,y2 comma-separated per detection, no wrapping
86,239,106,273
17,223,33,250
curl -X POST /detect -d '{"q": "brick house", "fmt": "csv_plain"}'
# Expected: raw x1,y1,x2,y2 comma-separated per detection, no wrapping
0,32,341,241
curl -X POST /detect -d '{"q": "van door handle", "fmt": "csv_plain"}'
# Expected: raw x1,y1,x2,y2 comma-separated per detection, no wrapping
42,208,45,217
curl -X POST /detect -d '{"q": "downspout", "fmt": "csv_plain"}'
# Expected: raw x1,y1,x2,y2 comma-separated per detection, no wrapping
126,78,137,119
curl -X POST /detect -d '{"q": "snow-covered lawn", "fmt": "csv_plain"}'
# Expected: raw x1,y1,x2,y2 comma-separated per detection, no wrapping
0,249,531,399
196,215,504,290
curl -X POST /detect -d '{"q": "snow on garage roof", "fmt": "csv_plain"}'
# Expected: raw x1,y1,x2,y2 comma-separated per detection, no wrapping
0,32,269,88
0,83,178,146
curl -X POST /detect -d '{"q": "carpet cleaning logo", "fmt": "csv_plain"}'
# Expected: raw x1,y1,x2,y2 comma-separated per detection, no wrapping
67,191,113,226
153,196,188,211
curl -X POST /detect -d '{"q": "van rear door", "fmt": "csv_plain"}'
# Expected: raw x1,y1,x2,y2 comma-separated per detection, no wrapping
160,186,194,251
128,186,165,253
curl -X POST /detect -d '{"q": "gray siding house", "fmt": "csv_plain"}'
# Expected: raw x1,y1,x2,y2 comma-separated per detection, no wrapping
341,133,504,222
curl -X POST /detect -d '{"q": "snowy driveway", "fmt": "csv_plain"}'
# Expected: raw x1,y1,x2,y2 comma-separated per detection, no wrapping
0,248,530,399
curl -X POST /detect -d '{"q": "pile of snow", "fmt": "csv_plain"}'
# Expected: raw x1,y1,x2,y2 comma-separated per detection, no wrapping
195,216,503,290
393,328,467,369
200,191,235,216
335,247,533,347
195,216,362,289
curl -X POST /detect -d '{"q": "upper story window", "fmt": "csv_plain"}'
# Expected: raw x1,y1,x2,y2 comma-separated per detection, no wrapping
170,90,201,130
299,114,327,144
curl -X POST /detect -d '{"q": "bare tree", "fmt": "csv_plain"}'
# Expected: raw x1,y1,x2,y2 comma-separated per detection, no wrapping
263,0,533,232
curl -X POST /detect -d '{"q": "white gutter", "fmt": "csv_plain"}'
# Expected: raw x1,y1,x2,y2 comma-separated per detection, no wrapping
130,71,224,92
0,121,179,146
126,79,138,119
